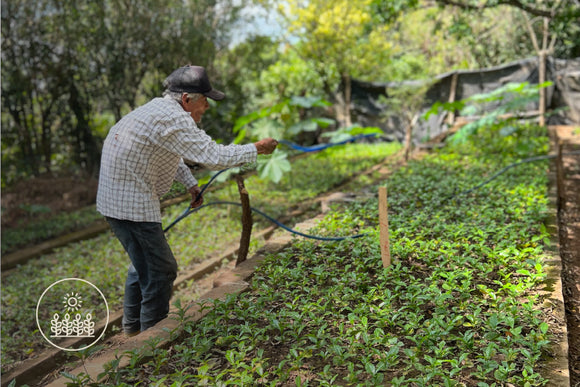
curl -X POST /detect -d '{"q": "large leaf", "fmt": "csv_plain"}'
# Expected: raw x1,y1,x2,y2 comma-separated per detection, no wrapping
251,118,286,139
312,117,335,128
287,119,318,136
233,100,289,133
423,100,466,119
287,117,335,136
258,150,292,183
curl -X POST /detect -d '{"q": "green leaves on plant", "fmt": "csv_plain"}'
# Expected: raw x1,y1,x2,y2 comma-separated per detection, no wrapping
287,117,334,136
424,81,554,145
289,95,332,108
232,96,332,142
257,150,292,183
8,118,556,386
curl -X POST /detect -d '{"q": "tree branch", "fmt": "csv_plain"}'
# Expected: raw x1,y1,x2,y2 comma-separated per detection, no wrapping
525,17,541,52
436,0,554,18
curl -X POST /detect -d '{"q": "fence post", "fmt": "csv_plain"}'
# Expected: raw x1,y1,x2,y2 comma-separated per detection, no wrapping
378,186,391,268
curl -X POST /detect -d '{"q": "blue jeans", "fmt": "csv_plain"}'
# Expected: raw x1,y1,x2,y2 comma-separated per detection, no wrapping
106,217,177,333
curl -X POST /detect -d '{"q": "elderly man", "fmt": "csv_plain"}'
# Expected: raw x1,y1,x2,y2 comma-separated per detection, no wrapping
97,65,278,336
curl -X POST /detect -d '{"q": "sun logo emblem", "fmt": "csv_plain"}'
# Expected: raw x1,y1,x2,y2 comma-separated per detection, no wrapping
62,292,83,313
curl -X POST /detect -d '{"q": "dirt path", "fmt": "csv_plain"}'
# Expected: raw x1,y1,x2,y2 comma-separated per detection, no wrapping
552,125,580,386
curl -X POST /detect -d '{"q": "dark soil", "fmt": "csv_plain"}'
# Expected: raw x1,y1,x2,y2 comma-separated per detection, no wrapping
554,126,580,386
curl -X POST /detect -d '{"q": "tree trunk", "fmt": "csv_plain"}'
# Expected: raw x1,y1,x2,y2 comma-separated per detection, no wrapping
343,73,352,127
69,82,100,174
10,104,39,176
404,114,419,161
538,17,550,127
525,16,551,127
538,50,546,126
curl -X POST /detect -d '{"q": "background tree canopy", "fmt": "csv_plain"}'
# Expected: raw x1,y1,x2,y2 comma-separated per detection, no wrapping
1,0,244,183
1,0,578,186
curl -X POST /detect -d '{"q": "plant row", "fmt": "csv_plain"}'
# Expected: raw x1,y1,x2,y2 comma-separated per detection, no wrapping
0,142,400,371
69,124,557,386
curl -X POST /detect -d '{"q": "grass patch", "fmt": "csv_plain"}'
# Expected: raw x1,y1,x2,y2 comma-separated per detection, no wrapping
1,206,103,255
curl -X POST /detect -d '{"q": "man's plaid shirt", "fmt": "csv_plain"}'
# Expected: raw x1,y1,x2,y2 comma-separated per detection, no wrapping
97,97,256,223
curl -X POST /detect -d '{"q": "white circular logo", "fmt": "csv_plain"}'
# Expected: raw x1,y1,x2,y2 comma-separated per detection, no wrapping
36,278,109,351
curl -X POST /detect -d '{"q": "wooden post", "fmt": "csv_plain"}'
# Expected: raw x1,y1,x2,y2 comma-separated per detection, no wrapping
378,186,391,268
235,176,252,266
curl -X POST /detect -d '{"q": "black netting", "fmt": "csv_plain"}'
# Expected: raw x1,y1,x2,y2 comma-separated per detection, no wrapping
350,56,580,144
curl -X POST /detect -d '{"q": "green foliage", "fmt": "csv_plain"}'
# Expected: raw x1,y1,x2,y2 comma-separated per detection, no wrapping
321,125,383,143
373,0,579,59
280,0,394,80
209,36,284,141
425,81,552,145
443,7,535,68
232,95,335,183
1,142,400,369
369,5,532,80
1,0,250,182
1,206,103,255
257,151,292,183
88,123,554,385
257,48,331,104
232,96,387,183
233,95,332,140
370,0,418,23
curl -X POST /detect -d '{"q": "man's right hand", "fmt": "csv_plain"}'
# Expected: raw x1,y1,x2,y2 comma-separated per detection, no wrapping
254,138,278,155
188,186,204,208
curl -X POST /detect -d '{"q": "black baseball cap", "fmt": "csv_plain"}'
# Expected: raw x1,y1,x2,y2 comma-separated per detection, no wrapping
163,65,225,101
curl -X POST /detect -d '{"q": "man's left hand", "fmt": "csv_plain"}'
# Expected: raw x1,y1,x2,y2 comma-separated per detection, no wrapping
188,186,204,208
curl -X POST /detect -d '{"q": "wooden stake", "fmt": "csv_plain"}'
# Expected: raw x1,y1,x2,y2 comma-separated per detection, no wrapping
235,176,252,266
378,186,391,268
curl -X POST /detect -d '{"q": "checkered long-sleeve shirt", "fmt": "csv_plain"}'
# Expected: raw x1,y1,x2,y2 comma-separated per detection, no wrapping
97,97,257,223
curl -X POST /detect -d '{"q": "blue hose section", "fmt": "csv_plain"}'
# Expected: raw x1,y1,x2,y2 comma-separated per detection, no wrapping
164,135,378,235
164,201,369,240
279,134,377,152
166,145,580,237
163,168,230,233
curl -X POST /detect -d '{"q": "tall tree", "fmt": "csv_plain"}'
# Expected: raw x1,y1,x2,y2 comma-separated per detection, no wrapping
426,0,580,124
211,35,283,141
371,0,579,57
96,0,243,121
49,0,103,174
1,0,248,184
1,1,75,177
277,0,394,127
